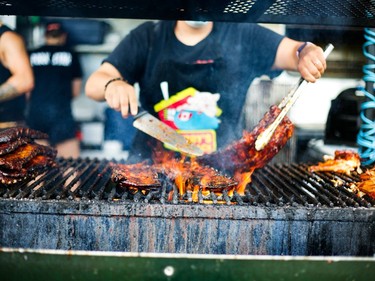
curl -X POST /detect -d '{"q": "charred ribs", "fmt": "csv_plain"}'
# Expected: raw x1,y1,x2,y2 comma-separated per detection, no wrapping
0,127,57,184
197,105,294,174
309,150,362,175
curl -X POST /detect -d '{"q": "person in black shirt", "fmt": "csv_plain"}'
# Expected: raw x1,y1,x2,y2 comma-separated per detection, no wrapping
0,22,34,128
27,22,83,158
85,20,327,162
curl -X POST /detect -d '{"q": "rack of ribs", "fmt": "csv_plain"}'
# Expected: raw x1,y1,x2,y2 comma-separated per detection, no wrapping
0,127,57,185
197,105,294,175
308,150,362,175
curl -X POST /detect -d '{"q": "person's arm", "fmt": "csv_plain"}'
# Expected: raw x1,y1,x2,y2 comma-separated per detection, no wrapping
0,30,34,102
85,62,138,117
272,37,326,83
70,51,83,99
72,78,82,98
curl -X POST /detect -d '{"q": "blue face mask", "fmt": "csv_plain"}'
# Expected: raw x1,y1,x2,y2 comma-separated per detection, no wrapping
184,21,209,28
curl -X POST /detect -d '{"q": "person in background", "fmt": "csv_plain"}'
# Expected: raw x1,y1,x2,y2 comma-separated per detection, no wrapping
0,22,34,129
27,22,83,158
85,20,328,163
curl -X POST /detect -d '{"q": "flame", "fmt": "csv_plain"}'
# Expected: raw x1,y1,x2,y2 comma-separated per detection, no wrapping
192,185,200,201
116,143,257,203
155,155,238,203
162,151,256,202
175,174,185,198
234,169,255,196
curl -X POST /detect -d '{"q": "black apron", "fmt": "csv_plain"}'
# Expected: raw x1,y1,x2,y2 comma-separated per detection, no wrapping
127,36,226,163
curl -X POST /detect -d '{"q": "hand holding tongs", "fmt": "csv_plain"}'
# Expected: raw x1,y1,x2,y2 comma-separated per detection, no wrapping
255,43,335,151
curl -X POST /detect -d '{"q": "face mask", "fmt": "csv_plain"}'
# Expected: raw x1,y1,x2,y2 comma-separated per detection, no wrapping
184,21,209,28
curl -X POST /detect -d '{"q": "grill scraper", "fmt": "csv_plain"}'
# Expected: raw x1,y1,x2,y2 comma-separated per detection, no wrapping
133,107,204,156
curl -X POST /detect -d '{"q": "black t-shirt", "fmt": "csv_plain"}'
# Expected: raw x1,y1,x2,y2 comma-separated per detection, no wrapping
104,21,284,161
27,45,82,123
0,25,26,122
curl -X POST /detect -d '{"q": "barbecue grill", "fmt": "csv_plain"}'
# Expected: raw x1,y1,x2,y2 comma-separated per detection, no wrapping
1,0,375,280
1,157,374,256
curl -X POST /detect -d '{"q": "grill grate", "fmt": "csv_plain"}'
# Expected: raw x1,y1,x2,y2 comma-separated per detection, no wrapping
0,0,374,27
0,157,374,208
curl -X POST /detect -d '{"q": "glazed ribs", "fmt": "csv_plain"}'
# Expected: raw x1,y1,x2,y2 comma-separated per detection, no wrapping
112,162,161,189
309,150,362,175
357,168,375,199
0,127,57,184
197,105,294,174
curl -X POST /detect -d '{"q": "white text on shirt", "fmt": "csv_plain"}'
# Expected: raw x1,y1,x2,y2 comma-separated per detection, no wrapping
30,51,72,67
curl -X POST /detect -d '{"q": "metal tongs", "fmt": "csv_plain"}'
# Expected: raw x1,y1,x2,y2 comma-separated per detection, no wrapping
255,43,335,151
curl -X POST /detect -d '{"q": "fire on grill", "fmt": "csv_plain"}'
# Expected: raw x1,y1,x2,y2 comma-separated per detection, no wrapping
109,99,375,205
0,127,57,185
112,159,238,203
111,105,294,202
305,149,375,200
1,129,374,256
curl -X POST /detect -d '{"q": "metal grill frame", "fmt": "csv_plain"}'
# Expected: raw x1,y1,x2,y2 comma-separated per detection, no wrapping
0,197,374,256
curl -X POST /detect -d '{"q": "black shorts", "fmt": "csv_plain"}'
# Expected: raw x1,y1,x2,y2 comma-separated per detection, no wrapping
26,116,78,146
